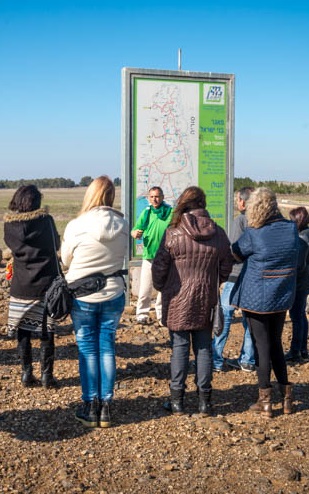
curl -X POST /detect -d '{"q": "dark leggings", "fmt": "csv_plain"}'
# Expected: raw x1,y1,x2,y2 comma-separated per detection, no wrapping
18,328,54,354
244,311,288,388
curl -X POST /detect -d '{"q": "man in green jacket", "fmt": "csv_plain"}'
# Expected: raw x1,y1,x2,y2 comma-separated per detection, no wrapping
131,186,173,324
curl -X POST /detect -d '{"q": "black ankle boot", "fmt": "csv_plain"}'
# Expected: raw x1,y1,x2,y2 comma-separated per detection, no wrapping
99,401,112,428
21,368,37,387
75,398,99,428
40,339,57,388
19,341,37,387
198,389,212,415
170,389,184,414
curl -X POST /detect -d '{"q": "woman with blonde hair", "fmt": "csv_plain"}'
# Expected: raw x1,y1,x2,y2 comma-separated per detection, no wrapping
230,187,299,417
61,176,128,428
152,186,233,415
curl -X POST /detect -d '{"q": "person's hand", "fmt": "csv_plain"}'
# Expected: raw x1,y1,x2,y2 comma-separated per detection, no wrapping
131,229,143,239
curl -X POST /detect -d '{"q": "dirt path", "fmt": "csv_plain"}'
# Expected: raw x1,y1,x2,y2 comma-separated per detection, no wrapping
1,277,309,493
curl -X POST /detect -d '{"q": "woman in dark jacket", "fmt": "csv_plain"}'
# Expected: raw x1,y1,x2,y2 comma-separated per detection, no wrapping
230,188,299,417
285,206,309,362
4,185,60,388
152,186,233,415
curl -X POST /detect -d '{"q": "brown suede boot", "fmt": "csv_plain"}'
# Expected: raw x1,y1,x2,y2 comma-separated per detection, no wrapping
279,383,293,414
249,388,272,418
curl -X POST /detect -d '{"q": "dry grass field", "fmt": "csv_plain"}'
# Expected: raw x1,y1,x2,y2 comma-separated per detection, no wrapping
0,187,308,252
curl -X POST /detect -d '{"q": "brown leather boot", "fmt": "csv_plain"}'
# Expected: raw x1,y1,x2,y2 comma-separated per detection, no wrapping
249,388,272,418
279,383,293,414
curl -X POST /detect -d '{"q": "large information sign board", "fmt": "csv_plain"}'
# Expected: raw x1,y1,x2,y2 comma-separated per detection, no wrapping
122,68,235,259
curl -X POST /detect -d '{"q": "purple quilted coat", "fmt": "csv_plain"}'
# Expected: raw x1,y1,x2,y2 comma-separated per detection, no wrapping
152,209,233,331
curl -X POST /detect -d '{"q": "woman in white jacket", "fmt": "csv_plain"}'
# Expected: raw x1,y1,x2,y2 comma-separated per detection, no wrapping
61,176,128,428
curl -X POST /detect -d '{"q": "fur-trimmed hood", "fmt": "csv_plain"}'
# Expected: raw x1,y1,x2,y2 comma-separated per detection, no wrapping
4,208,60,300
3,208,48,223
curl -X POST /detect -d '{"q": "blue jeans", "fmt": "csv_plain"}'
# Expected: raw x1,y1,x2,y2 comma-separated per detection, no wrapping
169,329,213,392
289,289,308,354
212,281,255,369
71,293,125,402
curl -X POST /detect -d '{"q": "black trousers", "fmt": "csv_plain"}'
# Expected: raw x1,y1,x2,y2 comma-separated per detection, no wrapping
244,310,288,388
18,328,54,354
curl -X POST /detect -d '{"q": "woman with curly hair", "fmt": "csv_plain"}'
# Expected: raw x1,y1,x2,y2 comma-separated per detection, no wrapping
285,206,309,362
230,187,299,417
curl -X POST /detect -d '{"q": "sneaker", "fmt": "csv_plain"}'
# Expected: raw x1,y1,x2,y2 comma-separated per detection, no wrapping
163,400,172,412
100,401,111,428
136,316,149,325
225,358,241,370
239,362,255,372
212,367,224,373
285,350,301,362
75,399,98,428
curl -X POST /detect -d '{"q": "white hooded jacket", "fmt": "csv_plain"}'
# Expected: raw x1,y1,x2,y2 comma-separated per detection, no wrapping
61,206,129,302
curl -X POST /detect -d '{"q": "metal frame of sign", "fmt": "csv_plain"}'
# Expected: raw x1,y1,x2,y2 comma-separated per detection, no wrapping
122,67,235,264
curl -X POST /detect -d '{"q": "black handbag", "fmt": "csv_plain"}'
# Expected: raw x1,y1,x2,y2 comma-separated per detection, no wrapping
44,270,128,324
211,261,224,337
42,221,74,339
42,219,128,339
45,274,73,321
45,272,116,321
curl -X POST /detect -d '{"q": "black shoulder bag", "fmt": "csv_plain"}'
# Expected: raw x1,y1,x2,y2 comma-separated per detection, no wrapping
41,220,74,339
42,219,127,339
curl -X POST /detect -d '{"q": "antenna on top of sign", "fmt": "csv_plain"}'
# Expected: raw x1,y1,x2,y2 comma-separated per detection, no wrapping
178,48,182,71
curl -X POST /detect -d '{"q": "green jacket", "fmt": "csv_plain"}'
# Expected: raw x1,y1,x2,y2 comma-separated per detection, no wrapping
132,202,173,259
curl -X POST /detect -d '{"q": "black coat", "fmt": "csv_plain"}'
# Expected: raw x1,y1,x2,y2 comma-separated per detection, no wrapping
4,208,60,299
297,228,309,292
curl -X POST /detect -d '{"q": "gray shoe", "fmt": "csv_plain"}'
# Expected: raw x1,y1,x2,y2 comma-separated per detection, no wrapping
226,359,255,372
226,358,241,370
285,350,301,362
239,362,255,372
136,316,149,325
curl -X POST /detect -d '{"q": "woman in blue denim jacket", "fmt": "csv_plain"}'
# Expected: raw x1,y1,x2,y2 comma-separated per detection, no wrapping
230,188,299,417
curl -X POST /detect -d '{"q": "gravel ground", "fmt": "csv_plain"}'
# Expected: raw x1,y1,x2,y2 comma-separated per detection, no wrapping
1,265,309,494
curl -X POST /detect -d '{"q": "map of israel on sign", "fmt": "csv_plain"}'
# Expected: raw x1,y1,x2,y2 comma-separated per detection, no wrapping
135,80,199,206
122,68,235,258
